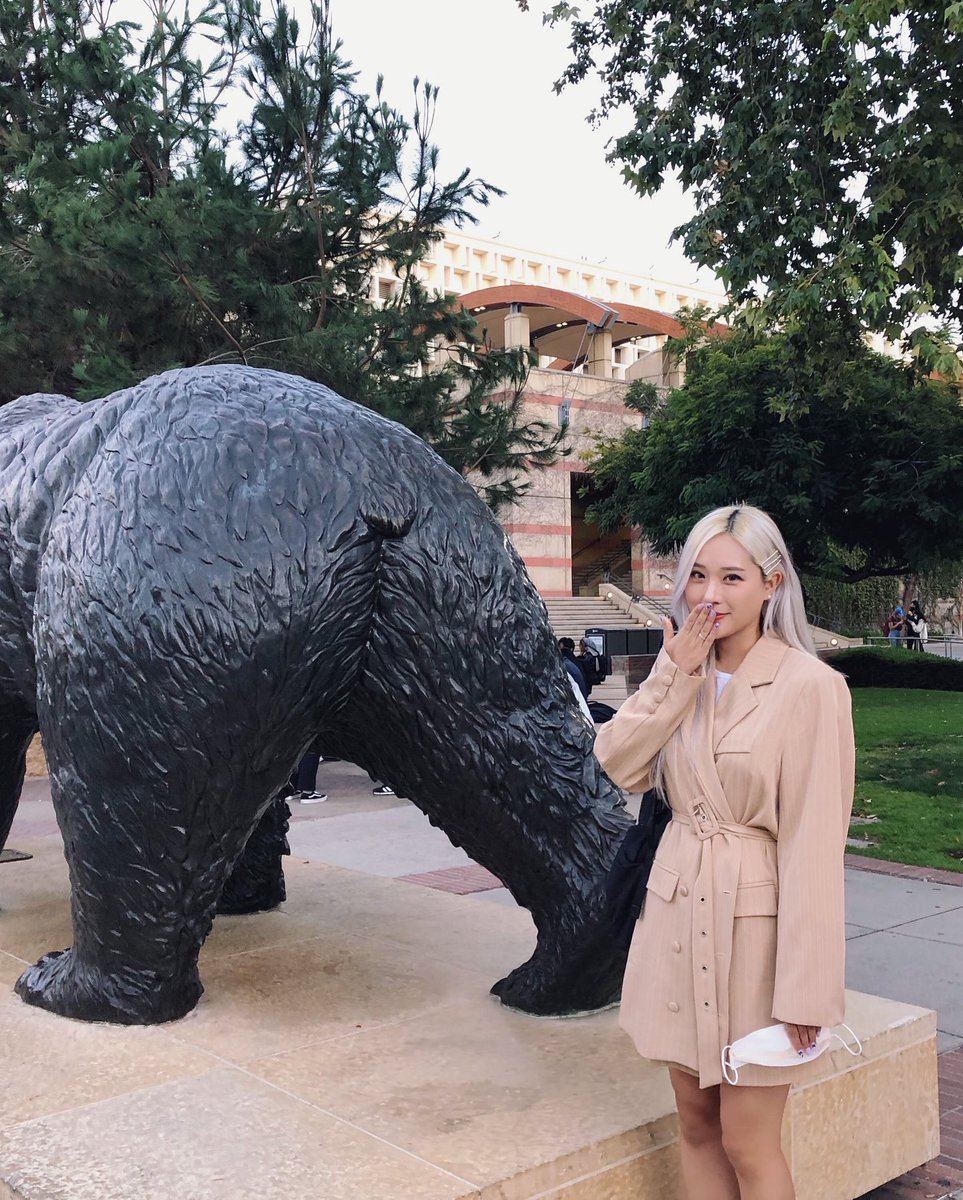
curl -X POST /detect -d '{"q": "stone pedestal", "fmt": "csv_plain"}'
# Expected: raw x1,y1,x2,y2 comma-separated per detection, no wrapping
0,837,939,1199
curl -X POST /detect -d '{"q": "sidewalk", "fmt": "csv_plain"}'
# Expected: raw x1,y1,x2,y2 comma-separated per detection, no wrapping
5,765,963,1198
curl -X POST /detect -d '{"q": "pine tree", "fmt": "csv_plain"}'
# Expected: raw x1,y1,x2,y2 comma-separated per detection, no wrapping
0,0,565,509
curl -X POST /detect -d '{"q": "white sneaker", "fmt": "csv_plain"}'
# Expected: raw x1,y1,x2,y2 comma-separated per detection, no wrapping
298,791,328,804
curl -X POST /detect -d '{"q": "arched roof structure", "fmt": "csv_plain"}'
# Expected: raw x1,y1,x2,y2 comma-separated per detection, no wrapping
457,283,715,367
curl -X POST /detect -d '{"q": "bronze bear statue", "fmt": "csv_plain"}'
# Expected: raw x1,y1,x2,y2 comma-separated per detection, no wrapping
0,366,630,1024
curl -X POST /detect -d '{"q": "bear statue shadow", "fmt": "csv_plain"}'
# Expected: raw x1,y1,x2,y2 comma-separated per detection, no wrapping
0,366,631,1025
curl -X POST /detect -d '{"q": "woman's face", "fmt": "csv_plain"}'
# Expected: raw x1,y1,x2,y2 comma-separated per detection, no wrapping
684,533,779,644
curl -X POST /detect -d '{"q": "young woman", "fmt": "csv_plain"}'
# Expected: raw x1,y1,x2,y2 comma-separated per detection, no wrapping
594,505,855,1200
905,601,927,652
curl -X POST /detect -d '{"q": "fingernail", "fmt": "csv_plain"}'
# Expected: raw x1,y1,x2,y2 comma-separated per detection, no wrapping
797,1050,804,1057
714,621,721,628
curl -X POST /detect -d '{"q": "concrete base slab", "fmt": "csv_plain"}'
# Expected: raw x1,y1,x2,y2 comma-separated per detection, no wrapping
0,837,941,1200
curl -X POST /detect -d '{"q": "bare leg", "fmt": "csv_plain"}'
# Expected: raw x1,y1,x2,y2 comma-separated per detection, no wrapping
720,1082,793,1200
669,1069,740,1200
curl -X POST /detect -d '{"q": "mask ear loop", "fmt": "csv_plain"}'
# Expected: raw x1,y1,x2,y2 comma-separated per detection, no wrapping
721,1044,740,1086
828,1023,862,1058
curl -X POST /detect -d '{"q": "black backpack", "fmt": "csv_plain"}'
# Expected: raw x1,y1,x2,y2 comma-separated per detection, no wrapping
587,700,617,723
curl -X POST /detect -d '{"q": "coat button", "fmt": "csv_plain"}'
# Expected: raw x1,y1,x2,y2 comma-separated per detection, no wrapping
672,941,682,954
668,1001,680,1013
679,884,689,897
661,674,673,686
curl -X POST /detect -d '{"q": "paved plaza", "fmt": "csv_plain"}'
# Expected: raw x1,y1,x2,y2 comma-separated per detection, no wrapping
2,763,961,1199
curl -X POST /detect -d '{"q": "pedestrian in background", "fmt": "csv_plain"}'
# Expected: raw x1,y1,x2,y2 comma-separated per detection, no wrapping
905,601,928,652
558,636,589,699
285,739,327,804
885,606,905,648
576,637,604,693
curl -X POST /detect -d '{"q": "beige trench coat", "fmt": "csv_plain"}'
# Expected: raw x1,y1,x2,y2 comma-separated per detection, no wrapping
594,636,855,1088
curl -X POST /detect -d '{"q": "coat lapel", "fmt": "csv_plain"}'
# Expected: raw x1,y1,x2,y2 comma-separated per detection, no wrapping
683,680,734,820
712,636,790,752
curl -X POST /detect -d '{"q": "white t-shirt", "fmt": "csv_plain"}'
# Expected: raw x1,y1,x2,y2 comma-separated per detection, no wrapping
715,671,733,700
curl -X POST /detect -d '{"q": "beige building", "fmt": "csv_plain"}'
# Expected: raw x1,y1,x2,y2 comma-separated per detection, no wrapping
375,229,727,597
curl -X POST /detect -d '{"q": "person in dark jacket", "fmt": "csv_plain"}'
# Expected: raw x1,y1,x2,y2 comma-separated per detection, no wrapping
905,601,927,652
558,637,589,698
576,637,604,692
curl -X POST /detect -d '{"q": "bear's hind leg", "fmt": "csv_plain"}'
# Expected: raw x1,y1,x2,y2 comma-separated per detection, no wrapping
14,699,290,1023
0,710,37,853
333,684,632,1017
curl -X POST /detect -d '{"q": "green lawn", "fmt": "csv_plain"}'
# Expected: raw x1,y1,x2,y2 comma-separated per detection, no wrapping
848,688,963,872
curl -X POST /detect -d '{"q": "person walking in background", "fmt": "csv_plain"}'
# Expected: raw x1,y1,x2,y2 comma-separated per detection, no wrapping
558,636,589,698
594,505,855,1200
285,740,327,804
885,606,905,648
576,637,604,694
905,601,928,652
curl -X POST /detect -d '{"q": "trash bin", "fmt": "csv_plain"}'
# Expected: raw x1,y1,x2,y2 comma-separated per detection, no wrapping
583,627,617,678
586,626,664,663
632,627,664,655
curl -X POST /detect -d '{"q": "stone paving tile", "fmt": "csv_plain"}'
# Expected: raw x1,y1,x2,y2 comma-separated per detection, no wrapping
397,864,504,894
860,1047,963,1199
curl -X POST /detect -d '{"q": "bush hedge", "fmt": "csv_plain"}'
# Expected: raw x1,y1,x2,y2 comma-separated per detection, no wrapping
826,647,963,691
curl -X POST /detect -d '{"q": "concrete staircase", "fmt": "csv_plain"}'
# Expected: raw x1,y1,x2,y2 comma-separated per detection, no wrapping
541,595,647,641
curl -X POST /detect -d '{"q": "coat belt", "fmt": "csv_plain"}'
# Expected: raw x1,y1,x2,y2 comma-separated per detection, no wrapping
672,807,775,843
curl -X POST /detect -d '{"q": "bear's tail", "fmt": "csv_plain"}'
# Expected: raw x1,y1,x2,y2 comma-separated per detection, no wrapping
360,484,417,540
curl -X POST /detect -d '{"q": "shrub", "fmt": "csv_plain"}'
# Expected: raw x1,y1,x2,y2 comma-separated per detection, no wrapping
827,648,963,691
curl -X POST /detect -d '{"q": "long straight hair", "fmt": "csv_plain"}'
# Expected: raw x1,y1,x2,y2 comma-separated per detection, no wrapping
651,504,814,792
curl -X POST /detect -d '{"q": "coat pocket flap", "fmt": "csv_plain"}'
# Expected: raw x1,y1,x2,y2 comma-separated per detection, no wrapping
646,861,680,903
734,881,778,917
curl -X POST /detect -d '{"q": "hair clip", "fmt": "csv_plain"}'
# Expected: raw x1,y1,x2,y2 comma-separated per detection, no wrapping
760,549,782,576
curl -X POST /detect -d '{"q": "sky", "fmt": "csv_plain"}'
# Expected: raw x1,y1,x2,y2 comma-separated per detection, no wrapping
107,0,716,290
323,0,718,290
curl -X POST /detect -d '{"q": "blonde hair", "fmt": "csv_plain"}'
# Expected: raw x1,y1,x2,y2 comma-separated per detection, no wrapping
651,504,813,792
670,504,815,656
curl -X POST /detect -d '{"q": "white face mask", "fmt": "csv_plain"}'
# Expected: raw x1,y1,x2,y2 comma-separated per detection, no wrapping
722,1023,862,1085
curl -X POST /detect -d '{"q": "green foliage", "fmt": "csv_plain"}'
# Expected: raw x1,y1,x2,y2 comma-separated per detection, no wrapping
585,332,963,580
548,1,963,376
802,567,901,636
849,689,963,872
806,557,963,635
829,648,963,691
0,0,565,511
